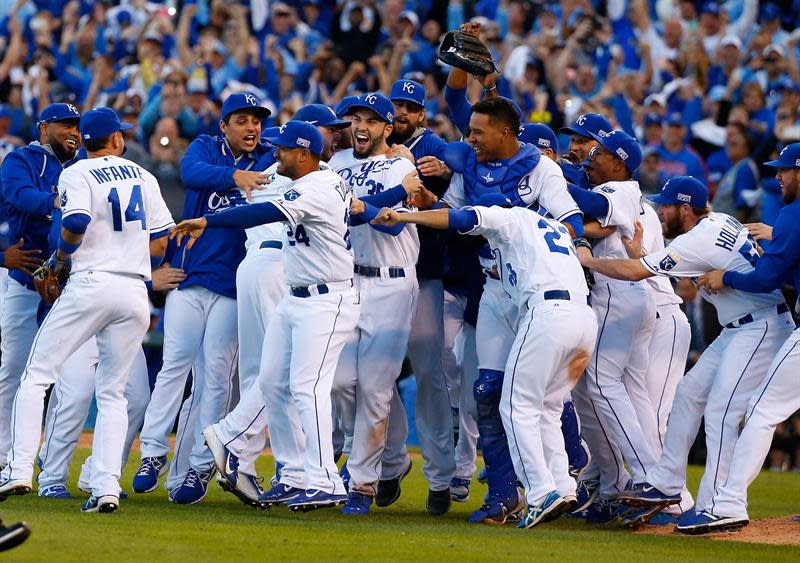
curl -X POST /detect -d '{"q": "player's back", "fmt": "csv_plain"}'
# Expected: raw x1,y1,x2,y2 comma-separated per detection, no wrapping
640,202,682,307
59,155,173,280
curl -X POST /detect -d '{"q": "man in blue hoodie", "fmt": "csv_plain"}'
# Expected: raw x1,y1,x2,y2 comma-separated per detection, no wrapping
0,103,82,467
132,93,273,505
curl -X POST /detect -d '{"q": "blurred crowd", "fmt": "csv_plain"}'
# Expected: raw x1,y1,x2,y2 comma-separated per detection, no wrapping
0,0,798,469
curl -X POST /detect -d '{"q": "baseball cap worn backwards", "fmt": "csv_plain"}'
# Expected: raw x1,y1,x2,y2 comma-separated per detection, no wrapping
38,103,80,126
221,92,272,121
560,113,612,139
80,107,132,141
649,176,709,208
589,130,643,173
292,104,351,128
518,123,558,154
265,121,324,155
348,92,395,124
764,143,800,168
389,80,425,108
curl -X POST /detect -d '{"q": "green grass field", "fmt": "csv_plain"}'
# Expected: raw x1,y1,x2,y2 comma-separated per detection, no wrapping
1,447,798,562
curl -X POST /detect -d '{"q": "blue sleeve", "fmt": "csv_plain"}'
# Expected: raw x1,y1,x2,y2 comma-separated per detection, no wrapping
62,212,90,234
682,97,703,133
612,94,635,137
440,142,472,175
563,213,584,238
449,208,479,232
205,201,285,229
355,201,405,235
180,138,237,193
356,185,407,210
0,154,57,215
723,215,800,293
733,163,757,209
444,86,472,134
567,184,609,219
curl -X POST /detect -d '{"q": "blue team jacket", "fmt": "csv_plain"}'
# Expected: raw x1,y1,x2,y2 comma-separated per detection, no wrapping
175,135,273,299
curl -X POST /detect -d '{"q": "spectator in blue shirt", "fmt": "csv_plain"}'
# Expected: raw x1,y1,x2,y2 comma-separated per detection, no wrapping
657,113,708,184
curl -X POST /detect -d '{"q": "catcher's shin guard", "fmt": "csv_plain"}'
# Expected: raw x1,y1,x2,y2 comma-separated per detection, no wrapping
474,369,517,503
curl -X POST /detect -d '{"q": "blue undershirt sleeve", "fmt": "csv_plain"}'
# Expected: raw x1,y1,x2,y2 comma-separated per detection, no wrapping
448,208,479,232
205,202,286,229
567,184,609,219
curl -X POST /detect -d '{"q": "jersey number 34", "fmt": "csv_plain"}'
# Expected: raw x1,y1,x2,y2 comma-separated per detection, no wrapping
107,185,147,231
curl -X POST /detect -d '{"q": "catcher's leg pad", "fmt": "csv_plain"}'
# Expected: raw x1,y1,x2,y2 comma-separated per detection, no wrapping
474,369,517,502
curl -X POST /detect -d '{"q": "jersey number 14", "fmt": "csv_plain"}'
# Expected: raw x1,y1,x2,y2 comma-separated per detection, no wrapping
107,185,147,231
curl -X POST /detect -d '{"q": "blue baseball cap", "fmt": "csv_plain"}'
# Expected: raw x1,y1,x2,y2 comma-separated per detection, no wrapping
764,143,800,168
518,123,558,154
221,92,271,121
389,79,425,108
665,112,684,127
559,113,612,138
80,107,132,141
292,104,351,128
759,2,781,21
649,176,709,207
265,121,323,155
348,92,395,124
644,113,663,127
335,96,359,118
38,103,80,126
589,130,643,173
475,192,512,208
701,2,720,16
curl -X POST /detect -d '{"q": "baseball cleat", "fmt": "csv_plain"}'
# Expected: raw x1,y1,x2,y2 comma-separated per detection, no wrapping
170,467,216,505
0,520,30,552
648,506,696,526
620,505,665,528
618,482,682,507
203,426,239,486
585,497,622,525
568,444,591,478
0,479,32,502
571,478,599,514
342,492,373,515
427,488,452,516
38,484,71,499
518,490,573,529
286,489,347,512
376,459,412,508
132,456,168,493
449,477,471,503
258,483,304,508
468,493,525,525
81,495,119,513
675,510,749,535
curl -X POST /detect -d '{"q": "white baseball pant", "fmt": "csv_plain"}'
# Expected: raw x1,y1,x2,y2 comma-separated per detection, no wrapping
475,278,517,372
1,271,149,496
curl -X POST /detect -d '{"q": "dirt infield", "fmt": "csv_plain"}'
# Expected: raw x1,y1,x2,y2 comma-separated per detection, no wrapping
635,515,800,546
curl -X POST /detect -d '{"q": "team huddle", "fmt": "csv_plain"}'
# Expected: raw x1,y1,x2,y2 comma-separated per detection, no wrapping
0,67,798,536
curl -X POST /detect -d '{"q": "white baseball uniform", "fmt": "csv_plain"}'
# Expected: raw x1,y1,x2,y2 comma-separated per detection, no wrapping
639,212,794,512
0,155,173,496
259,167,359,493
462,204,597,505
328,149,420,495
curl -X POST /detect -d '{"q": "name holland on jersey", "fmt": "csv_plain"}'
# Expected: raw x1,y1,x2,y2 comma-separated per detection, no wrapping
715,214,747,252
87,164,146,185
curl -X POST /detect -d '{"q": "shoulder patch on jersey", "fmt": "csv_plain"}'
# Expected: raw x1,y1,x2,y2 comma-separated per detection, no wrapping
60,191,68,207
599,186,616,194
283,189,302,202
659,253,680,272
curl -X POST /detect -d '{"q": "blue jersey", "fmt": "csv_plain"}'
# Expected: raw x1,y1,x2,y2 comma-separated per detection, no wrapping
0,143,84,288
657,144,708,184
175,135,272,299
560,159,591,190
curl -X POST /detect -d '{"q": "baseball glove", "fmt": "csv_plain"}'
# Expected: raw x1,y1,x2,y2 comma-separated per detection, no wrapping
33,252,71,305
437,31,498,76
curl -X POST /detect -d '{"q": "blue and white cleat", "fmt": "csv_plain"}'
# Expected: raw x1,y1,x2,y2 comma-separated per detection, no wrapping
450,477,471,503
341,491,373,515
258,483,304,508
286,489,347,512
203,426,238,486
170,467,216,505
675,510,748,535
0,479,32,502
585,497,622,525
571,478,599,514
469,493,526,525
39,484,71,499
647,506,696,526
81,495,119,513
618,482,682,508
518,491,575,529
132,456,168,493
620,505,665,528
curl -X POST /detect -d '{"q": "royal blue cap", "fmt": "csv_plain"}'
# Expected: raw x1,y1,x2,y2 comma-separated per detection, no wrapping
389,79,425,108
665,112,684,126
518,123,558,154
475,192,512,208
265,121,324,155
335,96,359,118
764,143,800,168
559,113,612,138
221,92,271,121
649,176,709,207
348,92,394,124
38,103,81,126
80,107,132,141
644,113,663,127
759,2,781,21
589,130,643,173
292,104,351,128
701,2,720,16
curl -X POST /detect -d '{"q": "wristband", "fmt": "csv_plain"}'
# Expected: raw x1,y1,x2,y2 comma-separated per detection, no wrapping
57,238,80,255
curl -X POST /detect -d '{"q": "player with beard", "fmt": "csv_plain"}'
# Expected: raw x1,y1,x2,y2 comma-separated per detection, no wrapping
0,103,83,465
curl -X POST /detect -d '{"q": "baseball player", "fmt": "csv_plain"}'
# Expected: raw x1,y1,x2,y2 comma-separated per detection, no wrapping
327,92,422,516
674,144,800,534
0,103,82,465
0,107,175,512
375,193,598,529
440,97,584,524
558,114,613,189
132,93,271,504
578,176,794,525
202,104,352,507
172,121,359,512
